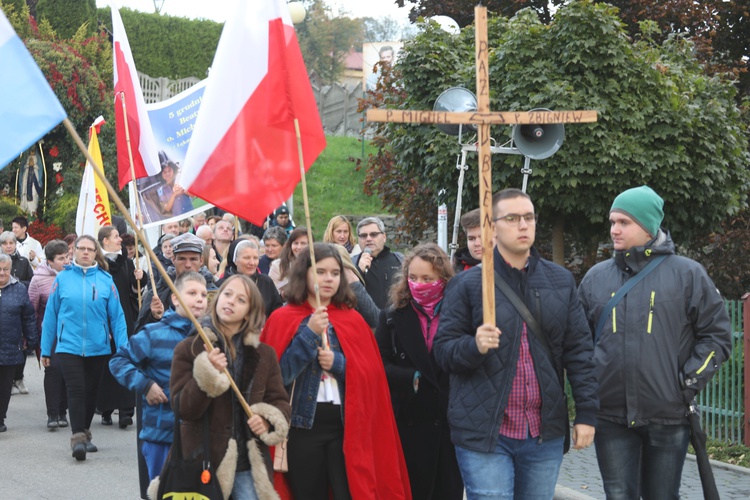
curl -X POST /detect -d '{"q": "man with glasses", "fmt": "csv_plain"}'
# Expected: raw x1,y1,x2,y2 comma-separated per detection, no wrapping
433,188,598,499
578,186,731,499
353,216,404,309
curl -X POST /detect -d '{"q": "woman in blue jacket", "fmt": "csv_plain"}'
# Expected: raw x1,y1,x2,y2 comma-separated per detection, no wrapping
41,235,127,461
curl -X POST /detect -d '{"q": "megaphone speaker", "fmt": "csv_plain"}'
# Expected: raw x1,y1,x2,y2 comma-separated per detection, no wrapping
433,87,478,136
511,108,565,160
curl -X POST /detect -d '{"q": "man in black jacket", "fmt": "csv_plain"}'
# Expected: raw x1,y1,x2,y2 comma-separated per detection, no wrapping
433,188,598,499
353,216,403,309
578,186,732,499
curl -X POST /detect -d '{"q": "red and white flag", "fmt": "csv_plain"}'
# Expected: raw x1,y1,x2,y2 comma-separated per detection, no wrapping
181,0,326,226
112,2,160,189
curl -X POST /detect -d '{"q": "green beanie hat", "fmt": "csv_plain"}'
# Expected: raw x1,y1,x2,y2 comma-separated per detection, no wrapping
610,186,664,238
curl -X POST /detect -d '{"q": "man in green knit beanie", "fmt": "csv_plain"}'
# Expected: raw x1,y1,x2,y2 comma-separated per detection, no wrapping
577,185,732,499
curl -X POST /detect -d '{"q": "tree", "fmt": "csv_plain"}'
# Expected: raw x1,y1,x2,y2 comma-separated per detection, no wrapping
35,0,97,38
0,1,116,231
396,0,566,27
296,0,363,85
362,16,408,42
605,0,749,98
360,1,750,266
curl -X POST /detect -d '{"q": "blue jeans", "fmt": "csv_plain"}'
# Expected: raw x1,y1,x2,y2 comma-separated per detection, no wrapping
595,419,690,500
455,435,564,499
232,470,260,500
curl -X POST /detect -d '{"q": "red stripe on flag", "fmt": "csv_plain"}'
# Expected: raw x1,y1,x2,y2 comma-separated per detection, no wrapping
187,19,325,226
114,41,149,189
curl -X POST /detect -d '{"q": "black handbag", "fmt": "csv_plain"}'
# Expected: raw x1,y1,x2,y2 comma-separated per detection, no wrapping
156,393,224,500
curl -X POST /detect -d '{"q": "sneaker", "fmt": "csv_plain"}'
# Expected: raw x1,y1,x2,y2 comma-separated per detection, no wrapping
14,380,28,395
57,414,69,428
47,415,59,429
101,414,113,426
10,384,19,396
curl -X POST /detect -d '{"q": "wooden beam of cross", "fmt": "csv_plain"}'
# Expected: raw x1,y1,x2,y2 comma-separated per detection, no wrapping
366,6,597,326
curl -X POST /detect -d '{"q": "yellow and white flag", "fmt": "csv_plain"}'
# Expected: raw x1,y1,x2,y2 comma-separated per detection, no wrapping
76,116,113,237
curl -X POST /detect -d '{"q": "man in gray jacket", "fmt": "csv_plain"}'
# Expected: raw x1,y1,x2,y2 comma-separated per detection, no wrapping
578,185,732,500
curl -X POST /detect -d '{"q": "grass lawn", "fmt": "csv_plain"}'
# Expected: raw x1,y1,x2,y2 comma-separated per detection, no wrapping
291,135,386,239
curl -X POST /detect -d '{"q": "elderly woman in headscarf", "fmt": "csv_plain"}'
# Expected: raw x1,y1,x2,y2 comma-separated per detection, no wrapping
216,237,283,318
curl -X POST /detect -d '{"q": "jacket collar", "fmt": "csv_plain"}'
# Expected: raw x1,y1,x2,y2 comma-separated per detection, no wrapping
615,229,675,275
202,320,261,348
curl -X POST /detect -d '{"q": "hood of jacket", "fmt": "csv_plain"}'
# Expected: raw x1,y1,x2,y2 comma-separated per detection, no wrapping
614,229,675,275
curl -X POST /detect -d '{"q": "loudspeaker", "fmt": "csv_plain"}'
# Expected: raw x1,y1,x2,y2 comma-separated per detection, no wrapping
511,109,565,160
433,87,477,136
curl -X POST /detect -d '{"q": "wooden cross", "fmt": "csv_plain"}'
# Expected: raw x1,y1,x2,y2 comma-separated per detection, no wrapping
367,6,598,326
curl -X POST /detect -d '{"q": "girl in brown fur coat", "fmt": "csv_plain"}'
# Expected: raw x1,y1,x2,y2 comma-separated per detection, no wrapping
155,275,291,500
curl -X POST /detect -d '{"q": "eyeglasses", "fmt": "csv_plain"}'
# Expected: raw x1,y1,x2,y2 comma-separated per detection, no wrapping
76,246,96,253
358,231,383,240
493,213,538,225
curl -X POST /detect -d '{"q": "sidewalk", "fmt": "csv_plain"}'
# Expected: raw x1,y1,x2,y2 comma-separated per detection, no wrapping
555,441,750,500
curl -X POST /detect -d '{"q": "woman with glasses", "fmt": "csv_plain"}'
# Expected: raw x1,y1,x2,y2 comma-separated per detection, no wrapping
40,235,128,461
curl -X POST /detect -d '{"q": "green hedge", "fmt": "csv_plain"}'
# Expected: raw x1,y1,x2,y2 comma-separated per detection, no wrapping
97,6,222,80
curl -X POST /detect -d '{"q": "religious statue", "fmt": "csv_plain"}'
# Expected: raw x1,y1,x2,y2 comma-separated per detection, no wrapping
17,148,44,215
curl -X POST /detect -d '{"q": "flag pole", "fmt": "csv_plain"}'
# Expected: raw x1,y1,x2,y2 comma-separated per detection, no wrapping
62,118,255,418
294,118,329,349
119,91,153,301
38,141,48,215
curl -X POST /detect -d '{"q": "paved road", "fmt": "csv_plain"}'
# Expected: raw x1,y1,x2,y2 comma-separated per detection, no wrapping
4,361,749,499
556,437,750,499
1,360,140,499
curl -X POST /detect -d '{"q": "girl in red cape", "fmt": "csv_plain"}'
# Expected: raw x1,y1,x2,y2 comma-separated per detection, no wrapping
260,243,411,500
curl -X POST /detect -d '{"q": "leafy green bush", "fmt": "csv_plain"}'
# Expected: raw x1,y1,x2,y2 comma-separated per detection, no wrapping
96,6,221,80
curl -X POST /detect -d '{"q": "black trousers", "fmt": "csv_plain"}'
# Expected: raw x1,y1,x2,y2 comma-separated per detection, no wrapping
287,403,351,500
43,352,68,416
0,365,15,425
13,356,26,381
56,354,107,434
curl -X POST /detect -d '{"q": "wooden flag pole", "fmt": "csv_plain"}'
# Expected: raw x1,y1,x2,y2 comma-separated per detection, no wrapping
119,92,152,304
294,118,329,350
62,118,254,419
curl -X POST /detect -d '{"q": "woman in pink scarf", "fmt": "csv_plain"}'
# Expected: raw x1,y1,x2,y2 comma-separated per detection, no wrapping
374,243,463,500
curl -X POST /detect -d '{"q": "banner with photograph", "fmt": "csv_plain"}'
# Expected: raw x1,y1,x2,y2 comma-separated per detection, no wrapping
362,41,403,91
133,79,213,227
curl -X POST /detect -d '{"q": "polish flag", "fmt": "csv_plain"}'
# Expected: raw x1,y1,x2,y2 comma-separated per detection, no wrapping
181,0,326,226
111,3,160,189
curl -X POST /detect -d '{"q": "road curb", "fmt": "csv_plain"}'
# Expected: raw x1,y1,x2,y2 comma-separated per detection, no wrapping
554,484,597,500
685,453,750,475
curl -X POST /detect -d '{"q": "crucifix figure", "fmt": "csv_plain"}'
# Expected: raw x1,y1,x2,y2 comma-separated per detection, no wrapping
367,6,598,325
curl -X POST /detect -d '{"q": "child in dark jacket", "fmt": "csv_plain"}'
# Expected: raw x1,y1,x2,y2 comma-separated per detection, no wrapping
110,271,208,480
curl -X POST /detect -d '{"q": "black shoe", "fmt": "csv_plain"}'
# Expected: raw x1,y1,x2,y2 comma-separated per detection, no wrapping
118,415,133,429
72,442,86,461
85,441,98,453
0,424,6,432
57,414,69,427
101,415,113,426
47,415,59,429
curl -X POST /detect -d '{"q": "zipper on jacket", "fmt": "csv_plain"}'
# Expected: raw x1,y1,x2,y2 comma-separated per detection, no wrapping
695,351,716,375
82,270,88,356
647,291,655,334
610,292,617,333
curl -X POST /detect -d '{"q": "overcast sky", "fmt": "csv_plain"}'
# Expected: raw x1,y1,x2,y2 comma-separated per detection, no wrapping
100,0,413,23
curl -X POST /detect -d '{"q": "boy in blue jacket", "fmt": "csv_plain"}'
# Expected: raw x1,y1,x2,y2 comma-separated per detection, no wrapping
110,271,208,480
